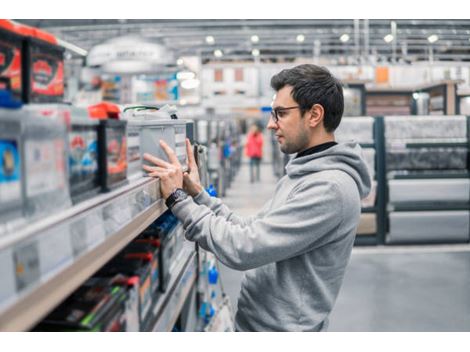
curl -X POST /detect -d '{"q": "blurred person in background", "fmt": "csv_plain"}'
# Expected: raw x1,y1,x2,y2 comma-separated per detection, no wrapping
245,123,263,183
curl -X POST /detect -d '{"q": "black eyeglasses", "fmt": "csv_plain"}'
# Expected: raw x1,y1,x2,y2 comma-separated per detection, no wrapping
270,106,300,123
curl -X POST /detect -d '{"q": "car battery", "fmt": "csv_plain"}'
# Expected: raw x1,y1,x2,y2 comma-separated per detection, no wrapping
97,119,128,192
0,105,24,230
0,20,23,101
141,211,180,292
123,106,188,172
97,254,153,327
34,276,127,332
99,274,140,332
21,108,71,219
126,122,142,181
122,241,160,297
68,107,100,203
21,29,64,103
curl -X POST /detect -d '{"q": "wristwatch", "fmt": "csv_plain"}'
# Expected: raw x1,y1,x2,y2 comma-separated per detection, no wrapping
165,188,189,209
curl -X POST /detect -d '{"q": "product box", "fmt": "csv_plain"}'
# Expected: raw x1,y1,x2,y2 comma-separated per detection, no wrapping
97,119,128,192
34,276,127,332
126,241,160,296
68,108,100,203
0,106,24,229
123,105,188,172
141,211,180,292
22,33,64,103
97,253,153,327
21,109,71,219
126,122,142,180
0,21,23,100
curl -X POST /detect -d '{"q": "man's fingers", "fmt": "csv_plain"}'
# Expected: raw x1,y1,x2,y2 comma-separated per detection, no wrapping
143,153,171,168
143,164,166,173
159,140,179,165
185,138,197,168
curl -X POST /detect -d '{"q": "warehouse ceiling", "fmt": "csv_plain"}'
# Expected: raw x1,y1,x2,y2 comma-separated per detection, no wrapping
15,19,470,63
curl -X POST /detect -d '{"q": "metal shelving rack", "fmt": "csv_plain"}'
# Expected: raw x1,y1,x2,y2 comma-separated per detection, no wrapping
383,115,470,244
0,176,202,331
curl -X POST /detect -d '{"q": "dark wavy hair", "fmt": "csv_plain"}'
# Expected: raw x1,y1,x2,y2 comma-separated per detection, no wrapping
270,64,344,132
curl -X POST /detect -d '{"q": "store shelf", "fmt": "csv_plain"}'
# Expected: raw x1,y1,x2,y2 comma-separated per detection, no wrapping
0,177,166,331
147,244,198,332
388,171,470,180
388,202,470,212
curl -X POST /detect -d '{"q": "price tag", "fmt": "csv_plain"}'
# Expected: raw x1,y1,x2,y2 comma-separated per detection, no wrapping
13,240,40,293
102,203,119,236
85,210,106,249
38,223,73,278
0,247,16,307
70,217,88,258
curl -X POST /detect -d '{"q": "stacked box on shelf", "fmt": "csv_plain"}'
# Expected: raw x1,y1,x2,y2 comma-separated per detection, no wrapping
123,106,188,177
34,275,127,332
0,105,24,233
335,116,379,240
384,115,470,244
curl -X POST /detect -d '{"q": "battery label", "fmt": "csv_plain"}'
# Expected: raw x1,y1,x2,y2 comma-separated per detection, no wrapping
25,139,66,197
31,53,64,97
0,139,21,204
0,40,22,94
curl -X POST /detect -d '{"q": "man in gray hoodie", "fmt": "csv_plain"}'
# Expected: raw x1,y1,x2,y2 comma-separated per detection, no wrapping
143,64,371,332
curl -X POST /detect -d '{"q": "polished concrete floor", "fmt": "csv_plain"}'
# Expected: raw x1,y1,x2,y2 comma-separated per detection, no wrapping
217,139,470,331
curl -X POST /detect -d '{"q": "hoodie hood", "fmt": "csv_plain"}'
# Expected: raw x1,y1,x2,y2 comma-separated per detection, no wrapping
285,142,371,199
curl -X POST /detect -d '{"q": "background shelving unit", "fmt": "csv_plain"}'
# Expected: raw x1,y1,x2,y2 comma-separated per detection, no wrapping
335,116,386,246
383,115,470,244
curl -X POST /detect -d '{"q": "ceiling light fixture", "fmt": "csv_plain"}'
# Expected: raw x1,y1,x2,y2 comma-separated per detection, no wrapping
206,36,215,44
428,34,439,43
214,49,223,58
384,34,394,43
251,35,259,43
339,34,350,43
252,48,260,57
296,34,305,43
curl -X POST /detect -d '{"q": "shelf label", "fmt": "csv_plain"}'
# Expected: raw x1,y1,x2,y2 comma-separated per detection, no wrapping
85,210,106,249
38,223,73,278
13,240,40,292
70,217,88,258
0,247,16,307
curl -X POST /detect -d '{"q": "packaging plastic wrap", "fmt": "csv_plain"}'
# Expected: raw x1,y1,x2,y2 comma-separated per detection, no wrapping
387,211,470,243
384,115,467,141
388,178,470,203
0,107,24,230
335,116,375,144
386,147,468,171
22,109,71,219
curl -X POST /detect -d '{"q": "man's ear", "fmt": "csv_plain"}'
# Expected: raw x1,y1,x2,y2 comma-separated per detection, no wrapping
307,104,324,128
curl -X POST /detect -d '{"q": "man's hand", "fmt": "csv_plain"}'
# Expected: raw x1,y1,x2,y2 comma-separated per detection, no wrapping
143,140,183,199
183,138,203,197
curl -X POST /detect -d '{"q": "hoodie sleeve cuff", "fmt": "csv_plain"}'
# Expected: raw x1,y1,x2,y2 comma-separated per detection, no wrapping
171,196,200,225
193,190,213,206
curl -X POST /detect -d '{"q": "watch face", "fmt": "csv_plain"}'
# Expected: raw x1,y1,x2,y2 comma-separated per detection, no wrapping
174,189,188,201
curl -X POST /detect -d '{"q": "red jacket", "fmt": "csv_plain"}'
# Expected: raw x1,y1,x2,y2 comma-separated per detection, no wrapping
245,132,263,158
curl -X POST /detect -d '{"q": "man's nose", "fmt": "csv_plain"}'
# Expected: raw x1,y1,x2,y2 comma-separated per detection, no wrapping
266,115,278,130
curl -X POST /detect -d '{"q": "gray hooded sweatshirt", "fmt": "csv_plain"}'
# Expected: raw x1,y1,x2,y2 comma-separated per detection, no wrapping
171,142,371,331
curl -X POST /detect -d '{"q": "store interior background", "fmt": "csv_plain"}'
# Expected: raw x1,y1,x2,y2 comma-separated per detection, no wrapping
1,18,470,332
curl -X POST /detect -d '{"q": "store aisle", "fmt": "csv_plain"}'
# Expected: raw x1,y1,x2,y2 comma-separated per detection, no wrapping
329,246,470,331
218,132,279,313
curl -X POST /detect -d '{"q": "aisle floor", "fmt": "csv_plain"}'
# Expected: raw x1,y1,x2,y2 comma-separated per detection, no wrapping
218,143,470,331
